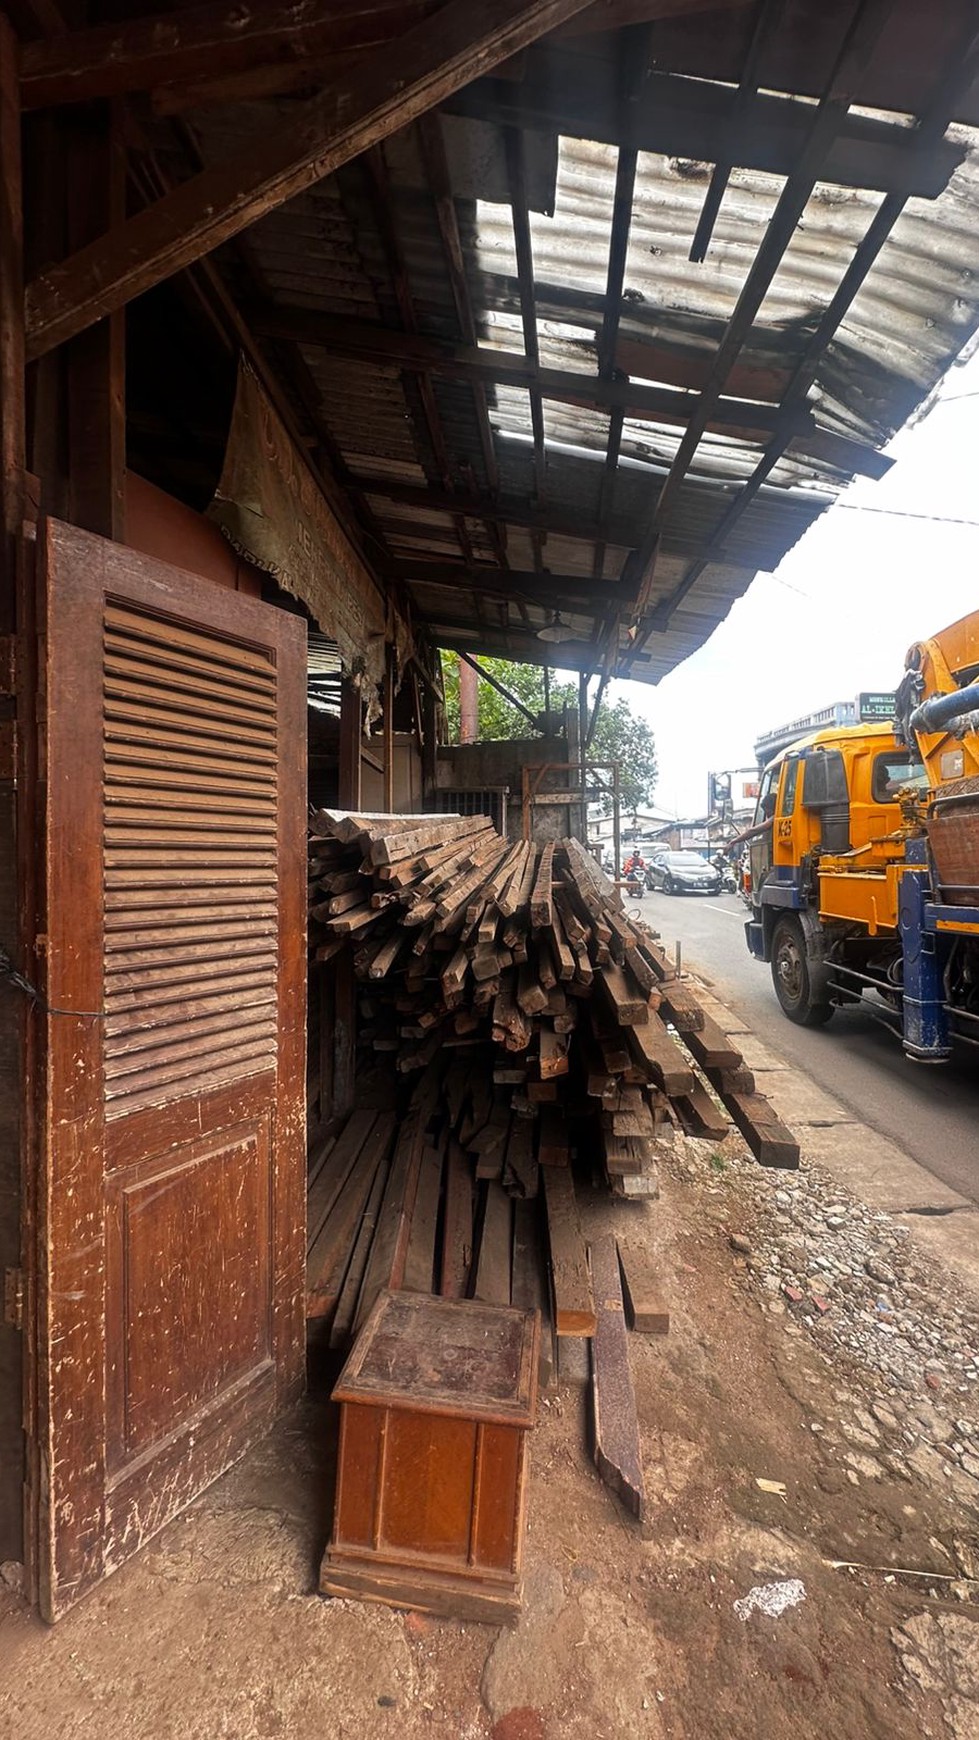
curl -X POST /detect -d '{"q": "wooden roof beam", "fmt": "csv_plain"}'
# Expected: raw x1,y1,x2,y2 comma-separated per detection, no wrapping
25,0,598,360
415,112,505,521
20,3,438,111
448,59,964,201
504,126,547,570
245,306,821,446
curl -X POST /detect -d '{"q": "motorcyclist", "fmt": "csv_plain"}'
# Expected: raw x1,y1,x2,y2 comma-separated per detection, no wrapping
622,849,645,881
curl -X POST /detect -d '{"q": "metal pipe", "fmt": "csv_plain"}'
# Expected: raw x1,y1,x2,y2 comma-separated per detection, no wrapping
910,682,979,735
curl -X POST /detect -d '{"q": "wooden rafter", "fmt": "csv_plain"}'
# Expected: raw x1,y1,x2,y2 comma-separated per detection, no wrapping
244,306,829,450
25,0,597,360
19,0,737,111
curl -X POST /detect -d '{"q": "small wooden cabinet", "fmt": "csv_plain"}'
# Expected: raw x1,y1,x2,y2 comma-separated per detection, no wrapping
321,1290,540,1622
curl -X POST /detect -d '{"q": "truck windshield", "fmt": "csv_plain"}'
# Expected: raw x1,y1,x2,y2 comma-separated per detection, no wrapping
871,752,927,801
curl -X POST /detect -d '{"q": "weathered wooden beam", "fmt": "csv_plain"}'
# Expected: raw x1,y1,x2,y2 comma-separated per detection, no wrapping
590,1234,645,1518
1,13,23,561
246,307,814,441
20,2,437,111
25,0,597,360
448,60,963,201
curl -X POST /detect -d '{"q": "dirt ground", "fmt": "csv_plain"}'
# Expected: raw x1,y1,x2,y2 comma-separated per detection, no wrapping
3,1123,979,1739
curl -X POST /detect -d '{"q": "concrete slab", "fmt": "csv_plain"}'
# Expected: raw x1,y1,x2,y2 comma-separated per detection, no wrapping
751,1069,852,1127
731,1034,794,1073
895,1207,979,1301
798,1124,972,1216
690,991,752,1035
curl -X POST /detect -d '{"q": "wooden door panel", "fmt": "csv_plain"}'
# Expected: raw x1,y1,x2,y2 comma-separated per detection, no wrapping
105,1115,272,1469
38,518,306,1620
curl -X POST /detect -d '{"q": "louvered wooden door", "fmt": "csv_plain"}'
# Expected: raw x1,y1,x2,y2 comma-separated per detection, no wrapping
37,518,307,1620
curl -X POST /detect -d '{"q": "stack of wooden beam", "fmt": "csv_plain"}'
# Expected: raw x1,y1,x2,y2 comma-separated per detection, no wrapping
306,812,798,1368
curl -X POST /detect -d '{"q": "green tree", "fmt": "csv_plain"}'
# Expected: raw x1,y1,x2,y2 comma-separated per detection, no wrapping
439,652,657,813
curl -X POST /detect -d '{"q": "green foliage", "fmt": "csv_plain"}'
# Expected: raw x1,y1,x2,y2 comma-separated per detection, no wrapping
438,651,657,814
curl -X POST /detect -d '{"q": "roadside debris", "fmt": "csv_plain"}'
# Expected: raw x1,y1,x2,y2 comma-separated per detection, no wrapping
734,1579,807,1622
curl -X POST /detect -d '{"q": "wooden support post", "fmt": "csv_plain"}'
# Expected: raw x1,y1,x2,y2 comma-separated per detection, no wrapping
338,674,362,811
421,676,438,808
383,643,395,813
0,11,24,1567
65,101,126,539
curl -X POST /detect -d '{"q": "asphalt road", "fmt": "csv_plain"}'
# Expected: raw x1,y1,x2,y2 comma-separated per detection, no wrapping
630,886,979,1206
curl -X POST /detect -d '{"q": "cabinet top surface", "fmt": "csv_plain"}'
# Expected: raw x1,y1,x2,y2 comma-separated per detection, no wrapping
334,1291,540,1425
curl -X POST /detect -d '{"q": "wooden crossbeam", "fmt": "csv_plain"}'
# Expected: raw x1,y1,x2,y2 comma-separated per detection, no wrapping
25,0,597,360
448,60,962,201
246,307,814,442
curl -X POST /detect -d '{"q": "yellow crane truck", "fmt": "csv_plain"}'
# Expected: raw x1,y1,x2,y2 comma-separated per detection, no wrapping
745,610,979,1060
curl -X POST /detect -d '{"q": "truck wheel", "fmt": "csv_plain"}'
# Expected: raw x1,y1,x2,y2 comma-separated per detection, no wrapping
770,916,834,1026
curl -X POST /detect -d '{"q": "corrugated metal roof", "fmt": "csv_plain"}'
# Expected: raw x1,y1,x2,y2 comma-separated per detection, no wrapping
179,3,979,686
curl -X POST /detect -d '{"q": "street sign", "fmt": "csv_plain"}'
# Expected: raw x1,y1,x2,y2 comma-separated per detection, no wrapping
858,691,896,722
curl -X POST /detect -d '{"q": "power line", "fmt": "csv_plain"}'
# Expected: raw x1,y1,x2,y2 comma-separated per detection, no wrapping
833,501,979,528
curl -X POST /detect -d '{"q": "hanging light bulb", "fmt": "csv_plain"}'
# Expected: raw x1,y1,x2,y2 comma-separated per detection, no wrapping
536,610,575,644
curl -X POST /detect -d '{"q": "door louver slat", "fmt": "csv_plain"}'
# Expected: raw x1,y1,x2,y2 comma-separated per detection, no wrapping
102,603,279,1117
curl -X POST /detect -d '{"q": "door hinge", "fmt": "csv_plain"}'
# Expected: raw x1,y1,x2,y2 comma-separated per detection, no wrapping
3,1268,23,1330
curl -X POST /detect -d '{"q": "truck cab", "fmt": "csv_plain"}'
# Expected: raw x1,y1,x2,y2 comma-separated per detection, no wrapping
745,723,926,1024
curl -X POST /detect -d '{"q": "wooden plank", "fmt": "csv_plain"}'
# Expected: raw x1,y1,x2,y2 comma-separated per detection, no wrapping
722,1090,799,1170
617,1240,670,1335
590,1235,646,1520
306,1114,395,1320
471,1181,512,1305
537,1104,569,1167
624,1009,696,1095
401,1139,445,1294
672,1082,730,1140
530,840,554,931
502,1116,538,1200
682,1012,743,1072
328,1148,390,1350
597,961,648,1027
307,1109,378,1248
353,1065,440,1329
439,1138,473,1300
511,1198,554,1391
542,1168,595,1337
26,0,597,360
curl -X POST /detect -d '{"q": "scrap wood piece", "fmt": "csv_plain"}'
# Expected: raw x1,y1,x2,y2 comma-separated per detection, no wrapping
369,814,492,865
471,1180,512,1305
542,1167,596,1337
616,1240,670,1335
589,1234,646,1521
723,1089,799,1169
306,1113,396,1320
682,1013,743,1072
672,1081,730,1140
530,841,555,931
625,1010,696,1096
538,1024,569,1079
597,962,649,1027
439,1138,473,1299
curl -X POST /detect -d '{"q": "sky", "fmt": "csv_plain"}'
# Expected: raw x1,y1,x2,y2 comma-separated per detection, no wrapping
605,342,979,819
